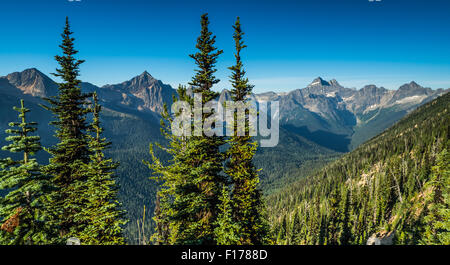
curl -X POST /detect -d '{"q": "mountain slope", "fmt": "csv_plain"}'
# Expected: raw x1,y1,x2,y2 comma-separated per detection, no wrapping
267,92,449,245
1,68,59,97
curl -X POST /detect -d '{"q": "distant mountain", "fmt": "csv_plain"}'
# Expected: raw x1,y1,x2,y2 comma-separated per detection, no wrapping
2,70,445,147
100,71,175,113
254,77,448,151
0,68,176,115
0,68,59,98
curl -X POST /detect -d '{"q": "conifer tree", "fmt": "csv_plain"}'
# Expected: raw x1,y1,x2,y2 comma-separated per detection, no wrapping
148,14,226,245
147,85,198,244
182,13,226,244
0,100,53,244
421,149,450,245
42,17,93,239
276,215,287,244
75,93,127,245
226,16,269,244
291,210,301,244
338,190,351,244
214,185,240,245
327,188,341,245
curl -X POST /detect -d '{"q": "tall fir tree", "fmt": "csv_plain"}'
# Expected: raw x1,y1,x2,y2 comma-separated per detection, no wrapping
42,17,93,240
148,85,205,244
74,93,127,244
0,100,53,244
148,13,226,245
225,16,270,245
179,13,226,244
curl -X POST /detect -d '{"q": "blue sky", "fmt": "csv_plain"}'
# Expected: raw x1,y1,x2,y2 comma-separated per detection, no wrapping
0,0,449,93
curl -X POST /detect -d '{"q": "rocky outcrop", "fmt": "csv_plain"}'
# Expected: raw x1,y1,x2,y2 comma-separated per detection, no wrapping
367,231,395,245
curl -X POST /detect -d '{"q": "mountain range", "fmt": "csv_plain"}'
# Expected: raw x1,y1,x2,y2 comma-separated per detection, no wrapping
2,69,446,151
254,77,447,151
0,68,448,242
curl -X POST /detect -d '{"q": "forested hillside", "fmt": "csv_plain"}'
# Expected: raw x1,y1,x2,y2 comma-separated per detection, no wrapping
268,92,449,245
255,127,339,194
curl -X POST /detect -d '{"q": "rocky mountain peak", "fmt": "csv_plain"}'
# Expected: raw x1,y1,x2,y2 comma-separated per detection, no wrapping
138,70,153,79
101,71,175,113
308,77,330,87
3,68,58,97
398,81,423,90
396,81,432,96
329,79,341,87
128,71,158,89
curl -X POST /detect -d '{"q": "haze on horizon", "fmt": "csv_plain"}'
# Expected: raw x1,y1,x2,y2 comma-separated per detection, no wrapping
1,0,450,93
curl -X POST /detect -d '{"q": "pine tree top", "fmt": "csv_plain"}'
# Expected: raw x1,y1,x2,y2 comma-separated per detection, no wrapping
188,13,223,101
229,17,254,102
53,17,85,86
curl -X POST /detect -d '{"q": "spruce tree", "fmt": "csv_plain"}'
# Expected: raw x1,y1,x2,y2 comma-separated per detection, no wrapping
0,100,53,244
148,14,226,245
75,93,127,244
225,16,269,244
42,17,93,240
181,13,226,244
147,85,197,244
214,185,240,245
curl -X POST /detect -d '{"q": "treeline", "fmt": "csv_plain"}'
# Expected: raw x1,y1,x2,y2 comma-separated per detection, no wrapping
268,92,449,245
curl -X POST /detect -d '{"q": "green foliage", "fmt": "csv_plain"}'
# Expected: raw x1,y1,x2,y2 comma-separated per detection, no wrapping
41,18,126,243
214,185,240,245
42,17,93,240
420,149,450,244
254,127,339,195
74,93,127,244
147,13,227,245
99,108,163,244
268,92,450,245
226,17,269,245
0,100,53,244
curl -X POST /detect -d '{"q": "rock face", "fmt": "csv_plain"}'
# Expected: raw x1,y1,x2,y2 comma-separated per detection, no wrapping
101,71,175,113
367,231,395,245
1,68,58,97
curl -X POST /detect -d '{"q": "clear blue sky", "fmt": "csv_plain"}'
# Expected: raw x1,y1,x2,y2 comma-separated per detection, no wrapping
1,0,449,93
